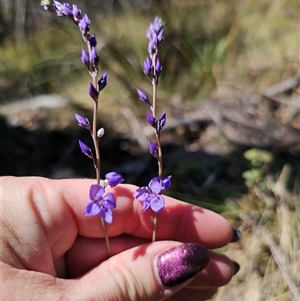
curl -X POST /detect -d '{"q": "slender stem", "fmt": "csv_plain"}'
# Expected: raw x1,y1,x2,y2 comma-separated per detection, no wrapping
152,213,158,242
151,52,163,242
92,100,101,184
87,38,110,255
101,217,111,257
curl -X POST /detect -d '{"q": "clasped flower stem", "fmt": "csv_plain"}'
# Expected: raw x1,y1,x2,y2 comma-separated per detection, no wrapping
134,16,172,242
41,0,123,257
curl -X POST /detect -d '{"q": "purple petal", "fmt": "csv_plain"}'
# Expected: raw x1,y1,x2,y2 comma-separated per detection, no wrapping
148,140,158,158
105,172,124,188
63,3,72,17
151,195,165,212
146,112,156,128
89,34,97,47
98,72,107,91
75,113,90,129
143,57,152,77
148,177,162,194
136,88,150,105
133,187,149,201
90,47,99,67
85,201,101,216
103,208,113,224
81,49,89,66
162,175,172,190
79,14,90,34
89,184,104,201
89,83,99,101
157,28,164,43
72,4,81,20
158,112,166,130
142,199,151,211
155,58,162,75
103,192,116,209
79,140,94,159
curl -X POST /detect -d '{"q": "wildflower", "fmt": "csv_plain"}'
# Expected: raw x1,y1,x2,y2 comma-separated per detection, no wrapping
105,172,124,188
81,49,89,67
148,140,158,158
143,57,152,78
137,88,151,105
98,73,107,91
89,83,99,101
85,184,116,224
158,112,166,130
79,140,94,159
133,176,172,212
75,114,90,130
90,47,99,67
89,34,97,47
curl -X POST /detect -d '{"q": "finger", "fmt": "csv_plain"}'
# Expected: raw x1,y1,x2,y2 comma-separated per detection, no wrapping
65,234,149,278
66,242,211,301
167,288,218,301
187,252,239,288
46,177,235,248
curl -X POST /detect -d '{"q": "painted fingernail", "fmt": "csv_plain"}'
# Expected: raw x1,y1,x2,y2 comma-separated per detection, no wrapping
232,261,240,275
157,243,209,286
230,226,242,242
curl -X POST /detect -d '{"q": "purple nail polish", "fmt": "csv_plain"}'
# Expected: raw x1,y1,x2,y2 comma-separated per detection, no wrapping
157,243,209,286
230,226,242,243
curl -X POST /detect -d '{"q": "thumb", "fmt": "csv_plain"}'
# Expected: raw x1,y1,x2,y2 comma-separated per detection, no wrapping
69,242,209,301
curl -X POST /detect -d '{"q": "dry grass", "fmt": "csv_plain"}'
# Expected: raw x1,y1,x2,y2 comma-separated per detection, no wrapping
214,164,300,301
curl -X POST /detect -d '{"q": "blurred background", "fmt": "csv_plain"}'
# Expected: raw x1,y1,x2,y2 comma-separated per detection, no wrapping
1,0,299,300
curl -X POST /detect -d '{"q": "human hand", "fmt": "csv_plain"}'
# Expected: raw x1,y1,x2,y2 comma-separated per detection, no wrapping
1,176,240,301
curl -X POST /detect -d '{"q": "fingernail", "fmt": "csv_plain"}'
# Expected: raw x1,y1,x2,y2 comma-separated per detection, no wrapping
230,226,242,243
232,261,240,275
157,243,209,286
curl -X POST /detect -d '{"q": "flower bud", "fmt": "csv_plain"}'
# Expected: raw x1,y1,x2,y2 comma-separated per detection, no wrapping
105,172,124,188
79,140,94,159
137,88,151,105
97,127,105,138
75,113,90,130
89,34,97,47
89,83,99,101
148,140,158,158
98,73,107,91
81,49,89,67
90,46,99,67
146,112,157,128
158,112,166,130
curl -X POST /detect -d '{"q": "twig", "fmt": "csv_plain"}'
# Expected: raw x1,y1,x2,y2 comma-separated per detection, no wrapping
257,227,300,300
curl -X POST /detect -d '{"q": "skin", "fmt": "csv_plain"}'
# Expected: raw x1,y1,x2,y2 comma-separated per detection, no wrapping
1,176,237,301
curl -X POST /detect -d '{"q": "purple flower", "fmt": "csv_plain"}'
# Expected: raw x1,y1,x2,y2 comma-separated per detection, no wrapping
155,58,162,76
133,176,172,212
89,83,99,101
81,49,89,67
146,112,156,128
90,46,99,67
144,57,152,77
79,14,90,35
89,34,97,47
98,73,107,91
158,112,166,130
75,114,90,130
105,172,124,188
148,140,158,157
85,184,116,224
79,140,94,159
137,88,151,105
72,4,81,21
